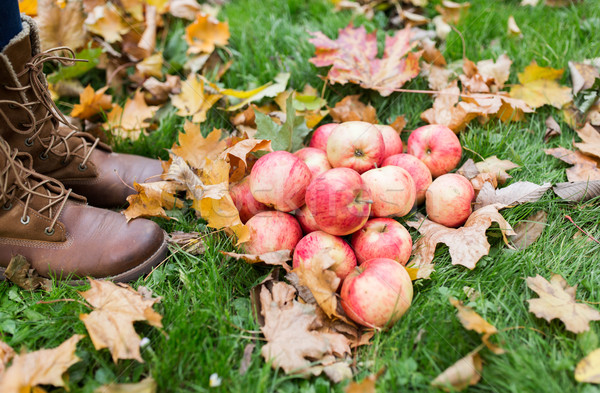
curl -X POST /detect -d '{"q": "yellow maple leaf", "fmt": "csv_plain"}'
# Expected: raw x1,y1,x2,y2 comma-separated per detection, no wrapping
135,52,164,79
71,85,113,120
575,348,600,384
37,0,86,50
84,3,131,43
510,61,572,109
184,12,230,54
172,75,223,123
171,122,228,171
19,0,37,16
123,181,184,221
105,90,159,140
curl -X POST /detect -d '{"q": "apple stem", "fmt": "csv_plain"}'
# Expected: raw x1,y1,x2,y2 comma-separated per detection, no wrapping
356,199,374,204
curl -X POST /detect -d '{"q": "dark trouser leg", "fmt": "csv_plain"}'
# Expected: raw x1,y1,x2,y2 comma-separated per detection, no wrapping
0,0,22,50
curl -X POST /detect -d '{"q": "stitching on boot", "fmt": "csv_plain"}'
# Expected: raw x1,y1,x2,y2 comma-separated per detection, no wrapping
0,233,74,249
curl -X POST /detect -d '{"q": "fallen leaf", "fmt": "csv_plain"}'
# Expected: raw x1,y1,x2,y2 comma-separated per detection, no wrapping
510,60,572,109
321,359,353,383
135,6,158,60
0,335,83,392
221,250,292,271
0,341,15,375
569,61,599,95
450,297,504,354
239,343,255,375
95,377,157,393
474,181,551,209
407,204,516,270
171,75,223,123
275,85,329,129
84,3,130,43
474,156,519,184
167,231,206,255
507,16,523,38
4,255,52,291
421,82,478,132
510,210,548,249
345,369,384,393
123,181,183,221
185,12,229,54
421,38,446,67
476,54,513,91
431,351,482,392
19,0,37,16
168,0,201,19
105,90,159,140
553,181,600,202
575,348,600,384
435,0,471,24
143,74,181,105
37,0,86,50
526,274,600,333
135,52,163,79
215,73,290,112
309,25,421,96
544,115,562,142
545,147,600,182
79,279,163,363
171,123,227,172
255,95,311,152
433,15,452,40
329,95,378,124
71,85,112,120
460,59,491,93
220,138,272,182
426,64,453,91
456,158,480,180
575,123,600,160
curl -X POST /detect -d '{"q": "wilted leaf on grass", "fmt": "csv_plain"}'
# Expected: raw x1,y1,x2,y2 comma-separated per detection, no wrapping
167,231,206,255
255,95,311,152
474,181,551,210
221,250,292,271
544,115,562,142
526,274,600,333
474,156,519,184
0,335,83,392
143,75,181,105
450,298,504,354
123,181,184,221
184,12,229,54
38,0,86,50
545,147,600,182
0,341,15,375
216,73,290,112
79,279,163,363
95,377,157,393
168,0,201,19
575,123,600,160
171,123,226,172
407,204,516,270
239,343,255,376
329,95,377,123
575,348,600,384
171,75,223,124
507,16,522,38
4,255,51,291
460,55,512,93
345,369,385,393
510,61,572,109
431,350,482,392
71,85,112,120
510,210,548,249
105,90,159,140
553,181,600,202
569,61,599,95
309,25,421,96
84,3,130,44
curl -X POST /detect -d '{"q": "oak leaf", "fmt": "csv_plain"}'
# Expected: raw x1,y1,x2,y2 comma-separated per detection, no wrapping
431,350,482,392
407,204,516,270
71,85,113,120
545,147,600,182
171,75,223,123
105,90,159,140
510,61,572,109
527,274,600,333
329,95,378,124
575,348,600,384
84,3,131,43
79,279,163,363
95,377,157,393
171,122,227,172
37,0,86,50
309,25,421,96
510,210,548,249
0,335,83,392
185,12,229,54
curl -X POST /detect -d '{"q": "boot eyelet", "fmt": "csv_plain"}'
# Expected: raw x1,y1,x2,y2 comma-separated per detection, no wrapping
8,103,17,109
44,227,55,236
78,163,88,171
24,138,33,147
20,215,30,225
2,202,12,211
39,152,48,160
61,159,68,165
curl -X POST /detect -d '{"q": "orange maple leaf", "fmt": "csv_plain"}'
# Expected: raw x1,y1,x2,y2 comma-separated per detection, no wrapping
71,85,113,120
184,12,230,54
105,90,159,140
37,0,86,50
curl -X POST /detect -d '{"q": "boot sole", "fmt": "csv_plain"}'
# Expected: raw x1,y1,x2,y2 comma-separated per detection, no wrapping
0,232,169,285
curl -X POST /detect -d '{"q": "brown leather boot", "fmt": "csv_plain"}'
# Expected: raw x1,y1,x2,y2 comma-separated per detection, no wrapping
0,138,168,282
0,15,162,208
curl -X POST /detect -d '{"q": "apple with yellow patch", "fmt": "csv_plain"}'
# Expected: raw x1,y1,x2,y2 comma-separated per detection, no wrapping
293,231,357,281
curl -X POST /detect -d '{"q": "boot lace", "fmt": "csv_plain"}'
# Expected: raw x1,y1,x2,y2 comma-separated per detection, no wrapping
0,140,71,235
3,47,99,169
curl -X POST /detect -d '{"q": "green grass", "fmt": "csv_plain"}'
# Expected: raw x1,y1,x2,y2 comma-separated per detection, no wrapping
3,0,600,392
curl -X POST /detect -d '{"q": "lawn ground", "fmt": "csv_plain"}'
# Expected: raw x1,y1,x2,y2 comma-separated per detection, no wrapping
2,0,600,392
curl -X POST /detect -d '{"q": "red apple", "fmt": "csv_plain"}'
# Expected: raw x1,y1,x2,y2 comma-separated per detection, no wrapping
340,258,413,328
243,211,303,255
406,124,462,178
293,231,357,281
361,166,416,217
294,147,332,179
375,124,403,158
309,123,338,151
326,121,385,174
295,204,320,234
382,153,433,205
249,151,312,212
351,218,412,265
426,173,474,227
305,168,372,236
230,176,271,223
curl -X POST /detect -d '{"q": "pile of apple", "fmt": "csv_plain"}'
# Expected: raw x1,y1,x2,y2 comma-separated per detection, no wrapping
230,121,472,329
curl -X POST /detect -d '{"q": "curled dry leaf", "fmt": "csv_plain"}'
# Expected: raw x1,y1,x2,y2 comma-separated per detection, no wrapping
545,147,600,182
79,279,163,363
221,250,292,271
507,16,523,38
569,61,599,95
185,12,230,54
329,95,378,124
474,156,519,185
94,377,157,393
37,0,86,50
474,181,551,210
220,138,272,182
71,85,112,120
450,297,504,354
526,274,600,333
509,61,572,109
407,204,516,270
4,254,51,291
105,90,159,140
553,180,600,202
544,115,562,142
167,231,206,255
171,75,223,124
575,123,600,160
510,210,548,249
143,74,181,105
123,181,183,222
0,334,83,393
84,3,131,44
575,348,600,384
431,350,482,392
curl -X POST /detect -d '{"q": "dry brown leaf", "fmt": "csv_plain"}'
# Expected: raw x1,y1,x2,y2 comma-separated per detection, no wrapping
0,335,83,392
470,172,498,197
569,61,599,95
344,369,384,393
545,147,600,182
553,181,600,202
407,204,516,270
105,90,159,140
474,156,519,184
421,82,478,132
95,377,157,393
123,181,183,222
167,231,206,255
239,343,255,376
293,251,341,320
0,341,15,375
71,85,113,120
84,3,130,43
171,123,227,172
79,279,163,363
37,0,86,50
168,0,201,19
507,16,523,38
4,255,51,291
544,115,562,142
575,348,600,384
426,64,453,91
220,138,272,182
221,250,292,271
172,75,223,123
435,0,471,24
575,123,600,160
185,12,230,54
329,95,378,123
510,210,548,249
389,115,407,133
510,61,572,109
421,38,446,67
450,297,504,354
135,53,163,79
526,274,600,333
143,75,181,105
477,54,512,91
431,350,482,392
474,181,551,210
456,158,480,179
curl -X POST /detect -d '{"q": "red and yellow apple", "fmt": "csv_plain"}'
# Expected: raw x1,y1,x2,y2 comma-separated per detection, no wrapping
375,124,403,158
382,153,433,205
426,173,474,227
294,147,332,179
351,218,412,265
340,258,413,328
326,121,385,174
230,176,271,223
361,166,416,217
309,123,338,151
249,151,312,212
406,124,462,178
293,231,357,281
243,211,303,255
295,204,320,234
305,168,372,236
